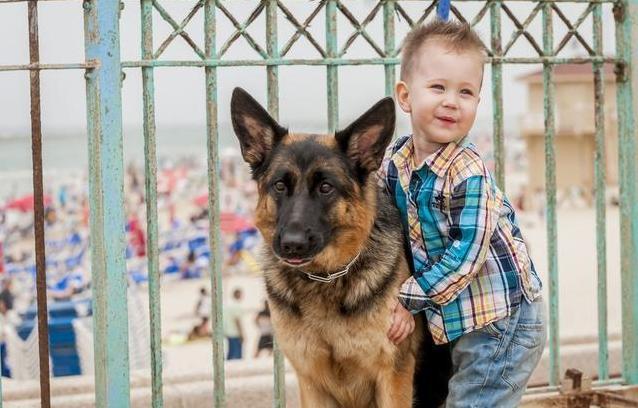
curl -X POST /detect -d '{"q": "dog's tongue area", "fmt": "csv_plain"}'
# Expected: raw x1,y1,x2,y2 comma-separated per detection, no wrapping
285,258,305,265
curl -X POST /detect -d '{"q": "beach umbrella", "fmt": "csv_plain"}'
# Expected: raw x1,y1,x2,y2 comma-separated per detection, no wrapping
220,212,254,233
193,193,209,207
4,194,52,212
192,195,254,232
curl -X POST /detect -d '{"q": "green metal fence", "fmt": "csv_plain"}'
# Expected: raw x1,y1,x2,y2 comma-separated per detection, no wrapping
0,0,637,407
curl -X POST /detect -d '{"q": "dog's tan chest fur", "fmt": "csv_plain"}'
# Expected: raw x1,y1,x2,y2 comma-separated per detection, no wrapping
268,286,413,401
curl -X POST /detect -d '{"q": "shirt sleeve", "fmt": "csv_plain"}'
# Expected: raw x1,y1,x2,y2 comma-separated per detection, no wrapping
400,174,500,308
398,276,436,313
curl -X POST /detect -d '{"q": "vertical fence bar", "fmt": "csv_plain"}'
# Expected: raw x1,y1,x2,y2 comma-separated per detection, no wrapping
83,0,131,405
266,1,286,406
326,0,338,132
383,0,395,98
27,2,51,407
204,1,225,405
542,1,560,386
614,0,638,384
490,0,504,190
592,0,608,382
140,0,163,405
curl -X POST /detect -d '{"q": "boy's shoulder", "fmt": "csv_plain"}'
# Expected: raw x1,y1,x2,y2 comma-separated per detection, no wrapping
378,135,412,174
445,141,490,186
380,136,491,185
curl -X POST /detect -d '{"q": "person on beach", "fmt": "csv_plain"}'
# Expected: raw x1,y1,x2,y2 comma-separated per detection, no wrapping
223,288,245,360
254,300,273,358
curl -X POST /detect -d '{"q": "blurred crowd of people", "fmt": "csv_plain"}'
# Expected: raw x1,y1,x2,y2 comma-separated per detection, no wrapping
0,150,267,364
187,286,273,360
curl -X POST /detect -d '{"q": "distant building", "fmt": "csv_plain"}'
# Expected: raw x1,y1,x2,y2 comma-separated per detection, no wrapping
519,64,618,206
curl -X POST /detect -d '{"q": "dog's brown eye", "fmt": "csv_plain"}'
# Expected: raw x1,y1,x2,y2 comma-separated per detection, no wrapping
319,182,333,194
274,181,286,193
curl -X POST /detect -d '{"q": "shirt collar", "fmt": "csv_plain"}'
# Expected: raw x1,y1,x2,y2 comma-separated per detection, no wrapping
392,135,470,178
421,141,465,177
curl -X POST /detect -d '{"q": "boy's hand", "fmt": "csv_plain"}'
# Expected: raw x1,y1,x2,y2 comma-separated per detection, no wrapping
387,300,415,345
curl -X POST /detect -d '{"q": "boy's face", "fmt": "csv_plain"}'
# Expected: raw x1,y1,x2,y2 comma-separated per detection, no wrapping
397,41,483,147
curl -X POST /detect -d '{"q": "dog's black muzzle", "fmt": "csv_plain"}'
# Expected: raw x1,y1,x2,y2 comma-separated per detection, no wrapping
272,189,330,264
274,225,323,263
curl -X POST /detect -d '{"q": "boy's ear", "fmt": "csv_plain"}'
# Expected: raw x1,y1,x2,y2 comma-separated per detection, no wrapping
395,81,411,113
335,97,395,174
230,87,287,171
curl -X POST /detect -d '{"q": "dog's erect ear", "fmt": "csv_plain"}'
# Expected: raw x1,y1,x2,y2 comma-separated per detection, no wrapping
231,87,287,171
335,97,395,174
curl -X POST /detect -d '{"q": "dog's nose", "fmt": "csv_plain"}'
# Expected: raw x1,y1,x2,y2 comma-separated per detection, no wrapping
280,230,316,257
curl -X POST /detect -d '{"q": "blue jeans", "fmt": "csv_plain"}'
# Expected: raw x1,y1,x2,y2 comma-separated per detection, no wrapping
446,297,546,407
226,337,243,360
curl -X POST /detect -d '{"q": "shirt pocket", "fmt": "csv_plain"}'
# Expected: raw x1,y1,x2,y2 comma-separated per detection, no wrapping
512,236,531,273
430,190,447,211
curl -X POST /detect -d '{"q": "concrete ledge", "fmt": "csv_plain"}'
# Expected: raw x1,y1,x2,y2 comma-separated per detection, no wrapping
529,340,621,387
1,340,625,407
5,373,301,408
2,358,293,404
521,385,638,407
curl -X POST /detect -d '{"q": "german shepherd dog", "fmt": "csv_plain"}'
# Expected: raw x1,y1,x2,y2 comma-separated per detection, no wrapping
231,88,447,407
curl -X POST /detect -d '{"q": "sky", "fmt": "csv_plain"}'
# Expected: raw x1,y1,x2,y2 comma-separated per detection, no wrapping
0,1,618,138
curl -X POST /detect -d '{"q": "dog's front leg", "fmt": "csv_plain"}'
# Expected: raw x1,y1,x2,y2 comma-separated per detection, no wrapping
298,375,338,408
374,358,416,408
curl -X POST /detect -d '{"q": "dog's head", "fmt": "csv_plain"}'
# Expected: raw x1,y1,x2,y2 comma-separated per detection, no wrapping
231,87,395,271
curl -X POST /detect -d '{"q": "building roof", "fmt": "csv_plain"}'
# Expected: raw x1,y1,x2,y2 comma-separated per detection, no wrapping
519,63,616,83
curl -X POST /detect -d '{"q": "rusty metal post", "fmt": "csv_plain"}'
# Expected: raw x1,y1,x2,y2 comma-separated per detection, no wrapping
27,2,51,407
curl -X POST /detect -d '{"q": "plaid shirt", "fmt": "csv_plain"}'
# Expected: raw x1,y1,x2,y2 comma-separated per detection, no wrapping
377,135,542,345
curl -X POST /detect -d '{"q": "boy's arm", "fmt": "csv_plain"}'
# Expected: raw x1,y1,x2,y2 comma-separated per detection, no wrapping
399,174,501,310
398,276,436,313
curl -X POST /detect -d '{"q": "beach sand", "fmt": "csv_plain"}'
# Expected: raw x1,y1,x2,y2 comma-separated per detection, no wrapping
141,204,624,378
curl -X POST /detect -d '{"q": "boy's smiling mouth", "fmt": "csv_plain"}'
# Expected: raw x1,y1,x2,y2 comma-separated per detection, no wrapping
435,115,457,124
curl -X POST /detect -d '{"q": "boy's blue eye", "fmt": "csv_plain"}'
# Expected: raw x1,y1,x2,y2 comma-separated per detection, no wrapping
461,89,474,96
431,84,444,91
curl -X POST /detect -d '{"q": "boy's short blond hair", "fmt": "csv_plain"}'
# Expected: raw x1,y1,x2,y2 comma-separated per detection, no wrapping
400,19,486,82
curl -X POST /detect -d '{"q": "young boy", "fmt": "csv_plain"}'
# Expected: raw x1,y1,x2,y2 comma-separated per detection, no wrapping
379,20,546,407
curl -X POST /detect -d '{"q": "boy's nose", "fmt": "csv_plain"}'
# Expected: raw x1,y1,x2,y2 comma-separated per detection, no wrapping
442,96,458,108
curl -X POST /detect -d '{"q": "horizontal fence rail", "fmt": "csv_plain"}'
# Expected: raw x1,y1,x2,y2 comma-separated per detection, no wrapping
0,0,636,407
0,56,624,72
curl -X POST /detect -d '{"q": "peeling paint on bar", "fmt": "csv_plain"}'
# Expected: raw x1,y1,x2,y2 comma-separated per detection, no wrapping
592,0,609,382
614,0,638,385
122,56,622,69
265,1,286,406
141,0,164,405
383,0,396,98
204,1,226,406
542,1,560,387
83,0,131,405
490,0,504,191
326,0,338,133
